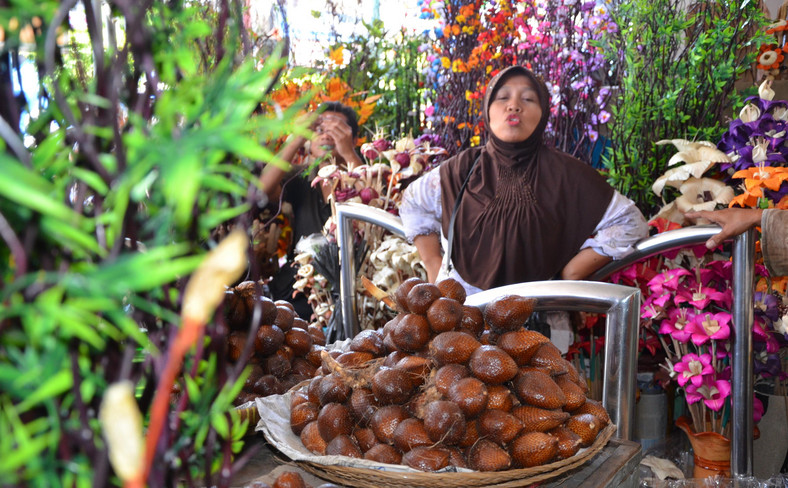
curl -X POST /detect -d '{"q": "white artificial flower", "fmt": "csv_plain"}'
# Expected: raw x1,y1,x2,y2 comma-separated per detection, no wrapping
759,79,775,101
297,264,314,278
739,103,761,123
771,106,788,121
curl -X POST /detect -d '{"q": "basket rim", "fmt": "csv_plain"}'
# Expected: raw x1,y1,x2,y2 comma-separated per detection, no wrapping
296,423,616,488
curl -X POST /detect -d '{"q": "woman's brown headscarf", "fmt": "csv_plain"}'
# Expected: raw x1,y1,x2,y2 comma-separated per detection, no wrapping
439,66,614,290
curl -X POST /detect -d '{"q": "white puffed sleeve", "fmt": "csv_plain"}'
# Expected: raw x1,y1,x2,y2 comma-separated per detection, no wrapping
581,191,649,259
399,168,443,243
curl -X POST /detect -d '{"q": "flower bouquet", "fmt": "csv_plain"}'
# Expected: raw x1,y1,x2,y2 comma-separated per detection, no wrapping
641,255,772,436
617,78,788,440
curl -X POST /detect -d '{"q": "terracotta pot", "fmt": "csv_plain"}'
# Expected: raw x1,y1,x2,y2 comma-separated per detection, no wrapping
675,416,731,479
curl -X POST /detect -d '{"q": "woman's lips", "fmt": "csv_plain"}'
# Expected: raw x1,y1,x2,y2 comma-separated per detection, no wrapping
507,115,520,126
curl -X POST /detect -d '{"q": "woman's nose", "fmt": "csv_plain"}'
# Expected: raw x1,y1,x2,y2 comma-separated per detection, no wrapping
507,103,521,112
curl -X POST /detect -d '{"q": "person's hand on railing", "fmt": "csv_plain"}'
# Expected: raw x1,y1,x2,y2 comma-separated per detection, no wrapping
685,208,764,249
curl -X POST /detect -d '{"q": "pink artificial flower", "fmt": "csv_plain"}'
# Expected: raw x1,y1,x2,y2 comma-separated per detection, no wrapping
687,312,731,345
642,291,674,321
359,187,379,204
647,268,691,295
394,152,410,167
673,353,713,387
753,395,764,423
685,377,731,411
372,138,392,152
752,316,780,354
673,283,729,310
658,307,695,343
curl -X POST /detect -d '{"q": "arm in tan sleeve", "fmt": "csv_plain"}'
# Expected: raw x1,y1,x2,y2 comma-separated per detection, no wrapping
761,209,788,276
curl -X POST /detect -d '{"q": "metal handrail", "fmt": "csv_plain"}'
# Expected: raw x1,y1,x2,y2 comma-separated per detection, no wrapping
465,281,640,441
589,225,722,281
590,225,755,476
336,202,406,339
335,203,756,473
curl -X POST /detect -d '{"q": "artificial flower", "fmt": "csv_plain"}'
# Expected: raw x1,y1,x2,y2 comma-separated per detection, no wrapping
652,140,730,196
686,378,731,411
757,44,784,71
673,353,714,387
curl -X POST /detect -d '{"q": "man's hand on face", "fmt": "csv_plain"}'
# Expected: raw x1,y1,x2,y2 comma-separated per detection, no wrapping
312,113,355,163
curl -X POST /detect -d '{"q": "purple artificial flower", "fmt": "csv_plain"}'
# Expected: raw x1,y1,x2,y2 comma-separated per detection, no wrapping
414,133,442,147
596,87,611,107
754,291,781,322
753,345,783,378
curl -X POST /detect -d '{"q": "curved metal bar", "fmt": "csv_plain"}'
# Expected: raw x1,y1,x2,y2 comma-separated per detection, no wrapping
335,206,755,468
589,225,722,281
731,229,755,477
336,203,405,339
466,281,641,441
588,224,755,475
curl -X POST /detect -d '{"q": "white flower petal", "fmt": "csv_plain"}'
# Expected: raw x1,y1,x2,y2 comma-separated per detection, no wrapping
740,103,761,123
759,79,776,101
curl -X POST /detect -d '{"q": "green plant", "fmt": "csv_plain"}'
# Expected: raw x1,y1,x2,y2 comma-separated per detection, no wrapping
601,0,769,216
303,16,427,139
0,1,303,486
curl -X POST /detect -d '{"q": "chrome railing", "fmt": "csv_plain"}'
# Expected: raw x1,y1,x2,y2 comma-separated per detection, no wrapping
335,203,755,473
465,281,640,441
591,226,756,476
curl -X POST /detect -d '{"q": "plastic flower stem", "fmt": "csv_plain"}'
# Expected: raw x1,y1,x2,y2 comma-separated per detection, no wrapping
658,335,672,361
383,169,395,211
590,331,596,383
579,348,587,388
143,315,204,480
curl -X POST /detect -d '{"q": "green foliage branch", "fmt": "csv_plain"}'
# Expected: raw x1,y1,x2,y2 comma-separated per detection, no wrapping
600,0,769,216
0,1,302,486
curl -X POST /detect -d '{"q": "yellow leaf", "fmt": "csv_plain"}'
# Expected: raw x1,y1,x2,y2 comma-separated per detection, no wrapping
329,47,344,66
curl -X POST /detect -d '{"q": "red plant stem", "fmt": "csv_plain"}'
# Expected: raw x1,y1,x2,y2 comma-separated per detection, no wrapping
142,316,204,481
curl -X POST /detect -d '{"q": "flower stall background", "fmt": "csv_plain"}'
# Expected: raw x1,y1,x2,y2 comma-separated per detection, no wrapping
0,0,786,485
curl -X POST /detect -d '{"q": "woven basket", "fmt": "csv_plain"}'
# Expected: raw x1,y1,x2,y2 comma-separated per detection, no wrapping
297,423,616,488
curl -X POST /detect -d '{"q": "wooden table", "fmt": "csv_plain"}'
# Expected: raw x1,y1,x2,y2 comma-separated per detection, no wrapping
231,435,642,488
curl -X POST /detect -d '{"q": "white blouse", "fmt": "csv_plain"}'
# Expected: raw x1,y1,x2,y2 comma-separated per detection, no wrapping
399,167,649,295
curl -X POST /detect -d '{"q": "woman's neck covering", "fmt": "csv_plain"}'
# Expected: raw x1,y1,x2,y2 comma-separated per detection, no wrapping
439,66,614,290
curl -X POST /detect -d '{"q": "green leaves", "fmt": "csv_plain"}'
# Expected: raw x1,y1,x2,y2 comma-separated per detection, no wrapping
602,0,769,215
0,0,299,485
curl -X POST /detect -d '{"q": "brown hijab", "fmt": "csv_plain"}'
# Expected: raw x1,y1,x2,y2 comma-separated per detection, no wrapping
439,66,614,290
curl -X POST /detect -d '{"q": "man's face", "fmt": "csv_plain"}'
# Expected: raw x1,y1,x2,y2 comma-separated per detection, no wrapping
310,112,350,159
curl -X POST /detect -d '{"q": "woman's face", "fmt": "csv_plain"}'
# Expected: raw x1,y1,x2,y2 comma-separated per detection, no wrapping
487,74,543,143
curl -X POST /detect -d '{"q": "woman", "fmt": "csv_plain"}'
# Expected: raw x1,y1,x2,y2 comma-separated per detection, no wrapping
400,66,648,300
